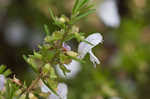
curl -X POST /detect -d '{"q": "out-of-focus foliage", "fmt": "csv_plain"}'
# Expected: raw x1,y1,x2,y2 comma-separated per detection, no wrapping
0,0,150,99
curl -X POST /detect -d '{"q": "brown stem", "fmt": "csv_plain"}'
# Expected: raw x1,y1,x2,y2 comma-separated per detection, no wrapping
27,72,43,92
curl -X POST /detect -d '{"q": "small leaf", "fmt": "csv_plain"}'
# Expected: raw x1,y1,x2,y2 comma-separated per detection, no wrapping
48,8,55,21
64,34,75,41
23,55,38,73
72,0,80,14
78,0,90,10
44,24,50,36
42,79,59,96
73,0,90,13
59,64,71,76
75,9,95,21
0,65,6,74
3,69,11,77
80,4,95,13
71,9,95,24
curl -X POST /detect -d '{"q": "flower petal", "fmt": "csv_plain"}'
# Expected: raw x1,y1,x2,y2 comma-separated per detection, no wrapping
56,60,81,79
0,75,5,91
97,0,120,28
78,33,103,59
89,50,100,68
48,83,68,99
40,80,51,93
62,43,71,51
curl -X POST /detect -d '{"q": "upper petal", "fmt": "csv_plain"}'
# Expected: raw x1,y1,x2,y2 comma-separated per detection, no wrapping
97,0,120,28
78,33,103,59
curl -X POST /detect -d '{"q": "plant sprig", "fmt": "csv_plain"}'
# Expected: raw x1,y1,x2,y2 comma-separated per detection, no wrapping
0,0,97,98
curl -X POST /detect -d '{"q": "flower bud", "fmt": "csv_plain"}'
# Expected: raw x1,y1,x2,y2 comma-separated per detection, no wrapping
66,51,78,57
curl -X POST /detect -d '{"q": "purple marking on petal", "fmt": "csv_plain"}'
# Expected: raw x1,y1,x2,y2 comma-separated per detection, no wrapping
63,43,71,51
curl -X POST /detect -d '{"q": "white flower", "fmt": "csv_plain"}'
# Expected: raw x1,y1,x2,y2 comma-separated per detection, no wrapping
78,33,103,67
56,43,80,79
0,75,5,91
57,33,103,79
48,83,68,99
40,81,68,99
97,0,120,28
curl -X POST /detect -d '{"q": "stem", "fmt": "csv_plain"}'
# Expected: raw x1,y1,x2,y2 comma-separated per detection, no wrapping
27,72,43,92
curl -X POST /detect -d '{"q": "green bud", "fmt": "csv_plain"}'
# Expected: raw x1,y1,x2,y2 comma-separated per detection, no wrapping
66,51,78,57
58,15,69,23
59,17,66,23
44,63,51,70
71,26,79,33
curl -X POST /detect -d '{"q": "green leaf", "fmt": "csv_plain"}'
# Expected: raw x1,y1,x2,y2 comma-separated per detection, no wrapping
3,69,11,77
72,0,80,14
0,65,12,77
64,33,75,41
59,64,71,77
33,92,45,99
76,9,95,20
4,80,19,99
48,9,65,28
44,24,50,36
0,65,6,74
48,8,56,21
42,79,59,96
71,9,95,24
33,51,42,59
80,4,95,13
42,50,56,61
78,0,90,10
73,0,90,14
23,55,38,73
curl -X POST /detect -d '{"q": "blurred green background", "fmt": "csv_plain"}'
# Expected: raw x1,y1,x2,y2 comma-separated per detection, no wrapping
0,0,150,99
